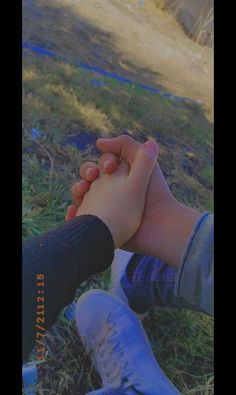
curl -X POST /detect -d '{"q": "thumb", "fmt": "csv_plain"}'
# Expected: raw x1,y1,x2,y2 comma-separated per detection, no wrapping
129,140,159,192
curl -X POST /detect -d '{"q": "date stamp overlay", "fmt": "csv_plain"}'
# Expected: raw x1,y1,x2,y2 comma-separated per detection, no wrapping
35,273,46,361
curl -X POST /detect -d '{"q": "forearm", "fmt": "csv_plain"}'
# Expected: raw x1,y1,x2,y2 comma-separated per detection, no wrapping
22,215,114,362
144,206,213,315
146,199,201,268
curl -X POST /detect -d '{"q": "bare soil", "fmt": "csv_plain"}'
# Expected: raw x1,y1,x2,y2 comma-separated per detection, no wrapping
54,0,213,120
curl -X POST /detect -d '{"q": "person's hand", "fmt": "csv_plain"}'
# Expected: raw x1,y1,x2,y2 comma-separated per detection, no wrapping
67,136,201,267
69,140,159,249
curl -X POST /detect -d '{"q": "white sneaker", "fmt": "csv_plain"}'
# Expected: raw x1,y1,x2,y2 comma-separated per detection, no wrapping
110,249,134,305
75,290,180,395
110,249,147,321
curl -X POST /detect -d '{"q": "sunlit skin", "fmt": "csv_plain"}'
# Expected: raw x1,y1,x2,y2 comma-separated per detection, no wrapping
66,135,201,267
67,139,159,248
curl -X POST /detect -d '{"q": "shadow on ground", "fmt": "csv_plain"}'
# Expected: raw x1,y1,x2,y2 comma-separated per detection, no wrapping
23,0,163,87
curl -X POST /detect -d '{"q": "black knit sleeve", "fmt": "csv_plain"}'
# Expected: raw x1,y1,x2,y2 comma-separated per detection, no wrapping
22,215,114,362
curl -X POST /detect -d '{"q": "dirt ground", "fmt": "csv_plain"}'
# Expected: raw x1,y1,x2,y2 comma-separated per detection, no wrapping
52,0,213,121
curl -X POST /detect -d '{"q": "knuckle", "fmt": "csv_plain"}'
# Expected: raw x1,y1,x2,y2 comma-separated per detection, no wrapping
120,135,131,144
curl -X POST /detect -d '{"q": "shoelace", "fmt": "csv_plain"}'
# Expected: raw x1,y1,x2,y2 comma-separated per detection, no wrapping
92,320,135,390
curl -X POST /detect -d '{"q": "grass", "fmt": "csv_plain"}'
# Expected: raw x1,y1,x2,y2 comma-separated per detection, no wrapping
23,1,213,393
23,50,213,211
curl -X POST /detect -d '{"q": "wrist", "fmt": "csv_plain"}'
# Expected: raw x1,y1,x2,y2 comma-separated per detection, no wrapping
99,217,120,249
146,199,201,268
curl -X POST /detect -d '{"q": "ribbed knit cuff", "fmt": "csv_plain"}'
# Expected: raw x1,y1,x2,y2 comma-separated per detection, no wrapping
48,214,115,277
22,215,115,362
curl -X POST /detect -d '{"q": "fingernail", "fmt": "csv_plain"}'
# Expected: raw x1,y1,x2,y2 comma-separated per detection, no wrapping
86,168,93,178
142,140,158,160
103,159,111,169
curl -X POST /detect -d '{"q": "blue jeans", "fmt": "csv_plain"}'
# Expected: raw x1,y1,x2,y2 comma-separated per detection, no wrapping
121,254,205,314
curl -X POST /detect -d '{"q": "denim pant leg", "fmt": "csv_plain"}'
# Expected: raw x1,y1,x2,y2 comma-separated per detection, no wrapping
121,255,205,314
87,387,142,394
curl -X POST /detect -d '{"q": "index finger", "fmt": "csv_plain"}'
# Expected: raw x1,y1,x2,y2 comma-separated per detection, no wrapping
96,135,141,166
98,152,120,174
